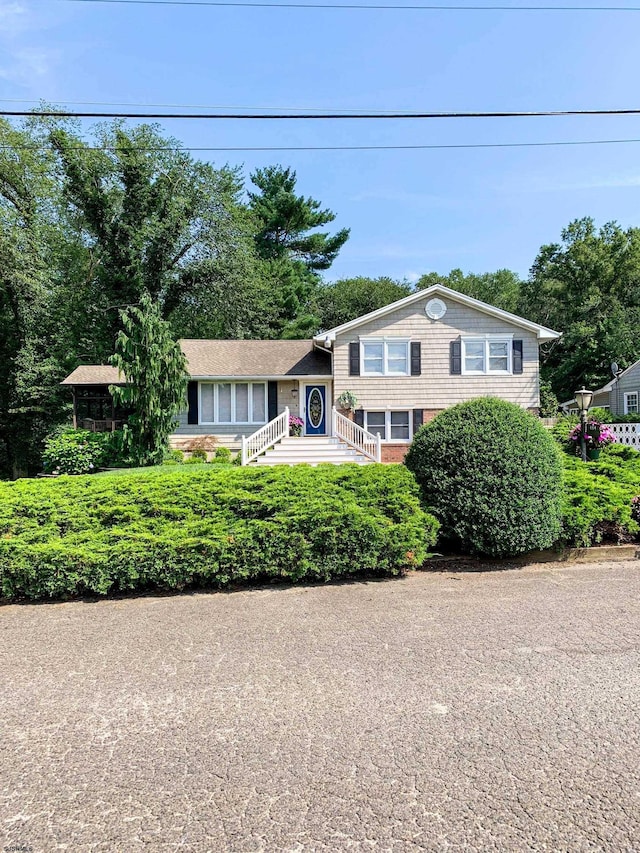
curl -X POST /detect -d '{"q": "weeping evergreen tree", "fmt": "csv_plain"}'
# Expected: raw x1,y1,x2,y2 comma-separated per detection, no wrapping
110,294,188,466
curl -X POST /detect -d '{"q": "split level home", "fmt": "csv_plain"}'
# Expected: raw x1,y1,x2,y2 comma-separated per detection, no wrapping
61,284,561,465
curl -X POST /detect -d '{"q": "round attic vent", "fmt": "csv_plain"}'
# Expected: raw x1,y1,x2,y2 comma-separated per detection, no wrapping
425,298,447,320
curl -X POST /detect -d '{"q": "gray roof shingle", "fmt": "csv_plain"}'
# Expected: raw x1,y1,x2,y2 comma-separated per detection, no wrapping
61,340,331,385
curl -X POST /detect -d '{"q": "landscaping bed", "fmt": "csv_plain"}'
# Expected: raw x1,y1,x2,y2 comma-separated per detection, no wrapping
0,464,438,602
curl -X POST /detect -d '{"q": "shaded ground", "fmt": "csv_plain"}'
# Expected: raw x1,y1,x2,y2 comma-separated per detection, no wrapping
1,560,639,851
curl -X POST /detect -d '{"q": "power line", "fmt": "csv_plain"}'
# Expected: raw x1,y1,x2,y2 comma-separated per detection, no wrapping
46,0,640,10
3,137,640,151
6,107,640,119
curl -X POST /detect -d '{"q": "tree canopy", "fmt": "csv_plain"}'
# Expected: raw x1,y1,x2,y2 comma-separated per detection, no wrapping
1,113,639,478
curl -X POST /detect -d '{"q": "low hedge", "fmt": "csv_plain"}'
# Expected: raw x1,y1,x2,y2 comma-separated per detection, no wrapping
0,464,439,601
560,444,640,546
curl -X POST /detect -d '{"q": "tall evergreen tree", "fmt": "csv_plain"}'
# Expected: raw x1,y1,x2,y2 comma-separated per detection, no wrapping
110,294,188,466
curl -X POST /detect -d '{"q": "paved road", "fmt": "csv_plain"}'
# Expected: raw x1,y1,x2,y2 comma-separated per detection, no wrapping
1,560,639,852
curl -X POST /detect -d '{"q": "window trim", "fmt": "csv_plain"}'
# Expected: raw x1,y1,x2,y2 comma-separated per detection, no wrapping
360,338,410,377
624,391,639,414
461,334,513,376
363,410,412,443
198,381,267,425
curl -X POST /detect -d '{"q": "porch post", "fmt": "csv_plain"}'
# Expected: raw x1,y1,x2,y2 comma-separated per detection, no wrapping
72,388,77,429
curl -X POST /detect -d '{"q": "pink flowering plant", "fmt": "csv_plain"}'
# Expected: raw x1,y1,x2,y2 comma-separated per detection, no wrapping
288,415,304,437
568,420,616,451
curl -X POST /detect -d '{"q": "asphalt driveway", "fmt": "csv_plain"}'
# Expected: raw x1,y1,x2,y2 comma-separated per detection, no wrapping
1,560,639,852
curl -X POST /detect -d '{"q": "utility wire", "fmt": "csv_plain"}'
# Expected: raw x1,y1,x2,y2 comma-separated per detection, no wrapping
46,0,640,10
3,137,640,151
5,108,640,119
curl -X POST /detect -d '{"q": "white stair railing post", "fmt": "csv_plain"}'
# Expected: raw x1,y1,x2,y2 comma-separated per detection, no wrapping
285,406,290,436
331,406,336,437
332,407,380,462
241,435,247,466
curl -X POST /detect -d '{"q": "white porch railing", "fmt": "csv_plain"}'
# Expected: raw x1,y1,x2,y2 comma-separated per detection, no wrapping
332,407,381,462
605,422,640,448
241,406,289,465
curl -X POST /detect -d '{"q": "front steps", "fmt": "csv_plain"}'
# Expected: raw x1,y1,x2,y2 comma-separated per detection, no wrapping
253,436,372,466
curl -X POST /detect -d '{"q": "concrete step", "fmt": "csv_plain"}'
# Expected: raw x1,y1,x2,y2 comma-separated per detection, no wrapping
255,457,370,466
251,435,373,466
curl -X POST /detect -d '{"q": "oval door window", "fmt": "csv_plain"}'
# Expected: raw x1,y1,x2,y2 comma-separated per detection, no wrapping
308,388,324,428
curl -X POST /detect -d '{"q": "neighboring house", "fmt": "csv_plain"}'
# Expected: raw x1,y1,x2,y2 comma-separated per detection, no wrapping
561,359,640,416
61,284,561,464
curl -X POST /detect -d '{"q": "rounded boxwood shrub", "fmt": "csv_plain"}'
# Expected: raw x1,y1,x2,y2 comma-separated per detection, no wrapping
405,397,563,557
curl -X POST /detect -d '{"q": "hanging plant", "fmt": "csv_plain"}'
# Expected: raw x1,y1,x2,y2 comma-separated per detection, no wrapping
336,390,358,411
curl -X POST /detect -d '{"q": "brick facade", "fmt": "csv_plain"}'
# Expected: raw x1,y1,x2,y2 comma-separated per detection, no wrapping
381,444,410,463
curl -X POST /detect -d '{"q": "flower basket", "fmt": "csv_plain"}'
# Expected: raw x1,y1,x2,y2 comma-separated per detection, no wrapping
288,415,303,437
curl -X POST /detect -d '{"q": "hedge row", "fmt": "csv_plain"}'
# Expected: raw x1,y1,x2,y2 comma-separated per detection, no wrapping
0,464,439,601
560,444,640,546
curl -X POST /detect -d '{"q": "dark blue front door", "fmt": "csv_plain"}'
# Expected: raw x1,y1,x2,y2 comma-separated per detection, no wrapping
305,385,326,435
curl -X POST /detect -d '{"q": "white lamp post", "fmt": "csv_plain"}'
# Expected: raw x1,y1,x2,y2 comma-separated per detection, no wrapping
574,387,594,462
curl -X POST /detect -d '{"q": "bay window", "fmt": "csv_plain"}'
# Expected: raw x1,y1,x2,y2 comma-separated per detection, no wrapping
199,382,267,424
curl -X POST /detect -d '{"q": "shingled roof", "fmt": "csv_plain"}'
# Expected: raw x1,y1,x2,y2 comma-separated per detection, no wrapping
180,339,331,377
60,365,124,386
61,340,331,385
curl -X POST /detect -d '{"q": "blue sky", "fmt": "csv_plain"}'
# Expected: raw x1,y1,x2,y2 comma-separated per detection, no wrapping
1,0,640,283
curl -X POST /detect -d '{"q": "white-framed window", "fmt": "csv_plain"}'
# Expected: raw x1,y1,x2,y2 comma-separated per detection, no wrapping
462,335,513,375
199,381,267,424
361,339,409,376
624,392,639,414
364,410,412,442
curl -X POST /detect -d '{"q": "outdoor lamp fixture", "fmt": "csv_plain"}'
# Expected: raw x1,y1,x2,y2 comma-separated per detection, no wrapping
291,388,298,399
574,387,594,462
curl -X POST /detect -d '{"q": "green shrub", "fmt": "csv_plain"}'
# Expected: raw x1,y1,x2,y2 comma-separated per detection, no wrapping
189,448,208,462
560,445,640,545
0,464,438,601
164,448,185,465
42,428,104,475
551,415,579,447
232,452,242,466
405,398,563,558
213,447,232,464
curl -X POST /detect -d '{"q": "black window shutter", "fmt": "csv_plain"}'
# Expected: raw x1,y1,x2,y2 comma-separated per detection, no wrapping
450,341,462,375
349,342,360,376
413,409,423,436
354,409,364,428
187,381,199,425
268,381,278,421
513,340,523,374
410,342,422,376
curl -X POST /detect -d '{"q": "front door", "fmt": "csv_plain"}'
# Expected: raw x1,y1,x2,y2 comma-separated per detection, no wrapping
304,385,327,435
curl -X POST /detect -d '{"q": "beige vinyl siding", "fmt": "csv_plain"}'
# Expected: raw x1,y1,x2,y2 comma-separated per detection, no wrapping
610,361,640,414
171,379,303,449
333,296,540,410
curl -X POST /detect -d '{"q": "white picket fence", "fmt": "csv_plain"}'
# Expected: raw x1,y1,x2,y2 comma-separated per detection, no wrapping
604,422,640,448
